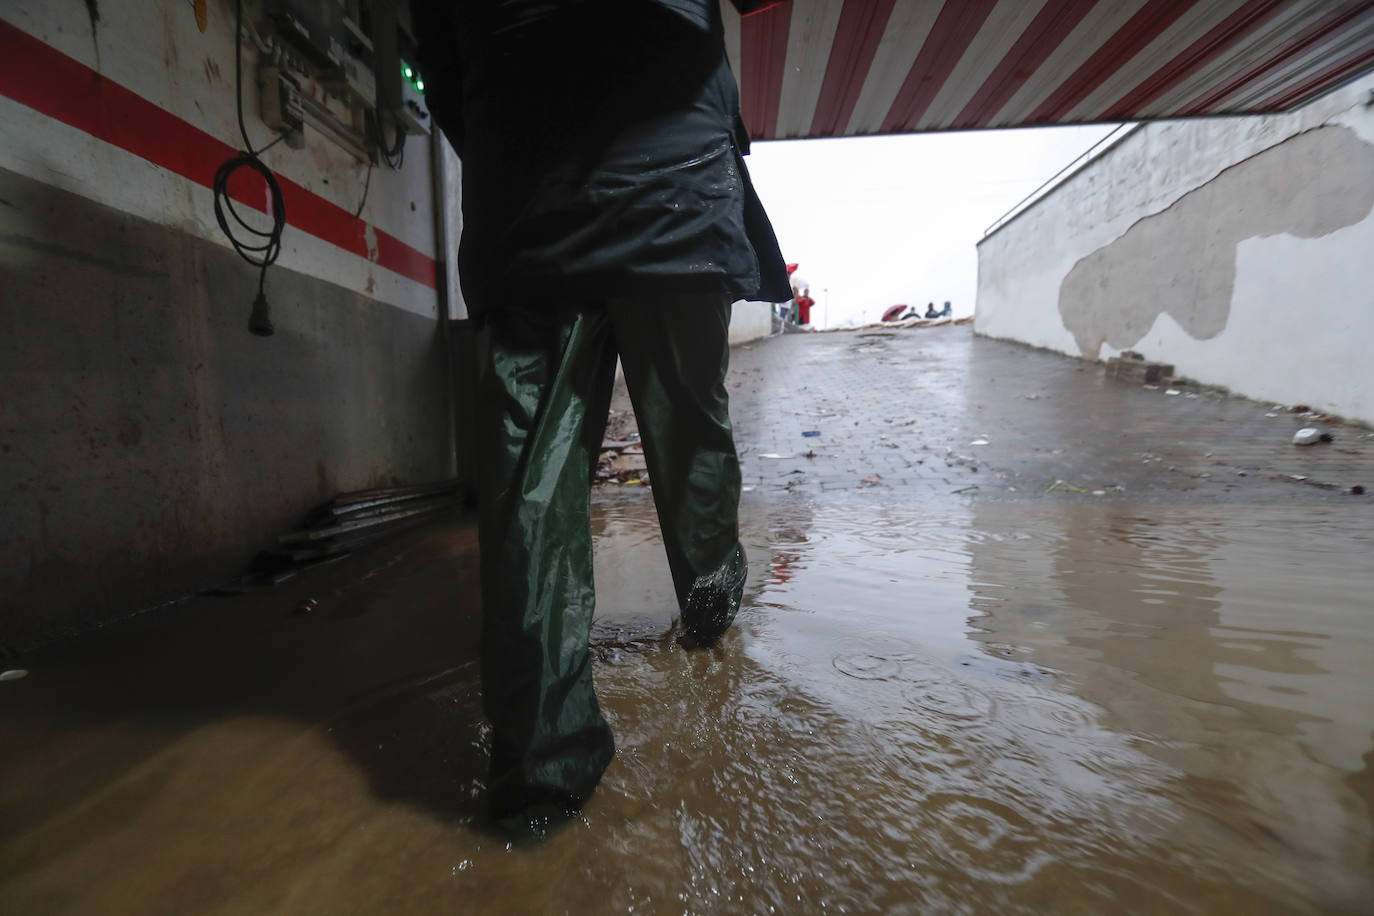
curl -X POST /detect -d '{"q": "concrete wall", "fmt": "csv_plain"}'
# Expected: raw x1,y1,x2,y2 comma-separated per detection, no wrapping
976,75,1374,424
0,3,454,648
729,299,775,345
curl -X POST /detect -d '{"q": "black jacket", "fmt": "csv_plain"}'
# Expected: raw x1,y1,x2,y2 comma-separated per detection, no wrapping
411,0,791,315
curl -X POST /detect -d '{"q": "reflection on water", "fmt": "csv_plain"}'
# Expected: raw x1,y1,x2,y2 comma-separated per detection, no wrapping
589,494,1374,912
3,494,1372,913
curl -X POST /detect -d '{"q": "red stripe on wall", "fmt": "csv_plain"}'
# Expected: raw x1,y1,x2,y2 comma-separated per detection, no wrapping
739,2,792,139
881,0,1000,133
0,18,436,290
1254,42,1374,110
809,0,897,138
1027,0,1199,124
1176,2,1374,116
953,0,1101,129
1101,0,1294,119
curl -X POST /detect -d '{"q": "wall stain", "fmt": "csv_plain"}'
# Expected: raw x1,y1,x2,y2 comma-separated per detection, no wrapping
0,231,170,279
363,223,380,263
1058,125,1374,359
117,413,143,448
84,0,102,70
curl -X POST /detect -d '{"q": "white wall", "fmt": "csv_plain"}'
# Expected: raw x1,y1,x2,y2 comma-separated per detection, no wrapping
729,299,775,345
976,75,1374,424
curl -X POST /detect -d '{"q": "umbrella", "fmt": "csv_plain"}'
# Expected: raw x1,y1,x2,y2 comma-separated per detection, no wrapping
881,304,909,322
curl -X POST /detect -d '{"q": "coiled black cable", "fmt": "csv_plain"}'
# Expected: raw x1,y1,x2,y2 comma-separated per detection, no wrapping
214,0,286,336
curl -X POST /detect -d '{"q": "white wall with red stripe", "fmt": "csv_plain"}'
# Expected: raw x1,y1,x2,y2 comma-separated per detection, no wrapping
0,1,444,318
0,0,465,646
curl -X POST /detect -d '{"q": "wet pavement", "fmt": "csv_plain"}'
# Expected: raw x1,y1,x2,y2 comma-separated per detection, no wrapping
3,325,1373,913
726,323,1371,501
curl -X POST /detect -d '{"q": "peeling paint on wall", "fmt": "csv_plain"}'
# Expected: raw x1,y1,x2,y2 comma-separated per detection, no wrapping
1058,125,1374,359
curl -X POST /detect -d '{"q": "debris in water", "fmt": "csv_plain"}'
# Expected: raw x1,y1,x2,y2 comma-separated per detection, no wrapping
1352,485,1366,495
611,453,648,474
1292,428,1332,446
1275,474,1341,491
1165,389,1182,396
1046,480,1087,493
0,669,28,682
801,430,821,437
295,598,318,615
970,438,990,446
952,485,979,494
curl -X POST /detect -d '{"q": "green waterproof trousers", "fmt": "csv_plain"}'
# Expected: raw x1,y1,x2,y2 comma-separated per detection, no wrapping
476,294,748,819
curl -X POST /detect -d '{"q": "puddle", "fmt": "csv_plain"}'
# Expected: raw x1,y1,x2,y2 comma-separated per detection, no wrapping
576,495,1372,911
2,495,1372,912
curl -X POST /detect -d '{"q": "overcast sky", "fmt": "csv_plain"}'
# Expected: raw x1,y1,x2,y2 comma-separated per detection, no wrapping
745,124,1120,328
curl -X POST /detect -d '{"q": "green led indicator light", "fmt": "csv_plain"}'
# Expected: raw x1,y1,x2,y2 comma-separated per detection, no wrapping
402,64,414,80
415,79,424,92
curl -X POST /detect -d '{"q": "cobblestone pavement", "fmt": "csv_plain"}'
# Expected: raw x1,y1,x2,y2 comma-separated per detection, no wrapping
703,323,1372,502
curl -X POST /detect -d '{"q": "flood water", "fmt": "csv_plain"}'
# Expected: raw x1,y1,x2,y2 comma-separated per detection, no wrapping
580,493,1374,913
3,491,1373,913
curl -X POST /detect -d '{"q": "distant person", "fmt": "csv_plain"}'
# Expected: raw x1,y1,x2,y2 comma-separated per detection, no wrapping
788,274,809,324
924,303,939,319
796,287,815,325
940,301,952,317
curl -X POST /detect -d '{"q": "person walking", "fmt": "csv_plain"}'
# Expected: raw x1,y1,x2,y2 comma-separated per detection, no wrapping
413,0,791,834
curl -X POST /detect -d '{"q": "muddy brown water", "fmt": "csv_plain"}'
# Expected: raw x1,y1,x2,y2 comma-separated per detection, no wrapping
2,491,1373,913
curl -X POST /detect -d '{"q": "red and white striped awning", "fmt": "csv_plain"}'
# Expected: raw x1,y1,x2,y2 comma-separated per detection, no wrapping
722,0,1374,139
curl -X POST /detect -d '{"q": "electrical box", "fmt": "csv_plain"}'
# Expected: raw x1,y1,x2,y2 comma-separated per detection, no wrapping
396,62,430,135
253,1,426,161
322,51,376,107
264,0,345,70
258,66,306,148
